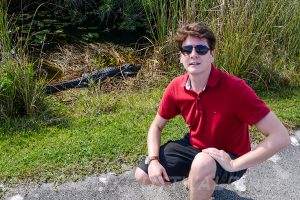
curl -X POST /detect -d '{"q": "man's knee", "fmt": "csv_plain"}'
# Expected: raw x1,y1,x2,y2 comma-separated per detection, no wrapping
188,152,216,199
189,152,217,181
135,167,151,185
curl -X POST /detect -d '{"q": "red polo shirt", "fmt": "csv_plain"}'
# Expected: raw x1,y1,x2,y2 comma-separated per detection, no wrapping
158,66,270,156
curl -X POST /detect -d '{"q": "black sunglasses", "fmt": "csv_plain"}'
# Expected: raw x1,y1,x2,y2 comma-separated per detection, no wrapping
180,45,210,55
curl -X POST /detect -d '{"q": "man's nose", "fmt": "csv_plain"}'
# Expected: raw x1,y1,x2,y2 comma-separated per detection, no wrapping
190,48,199,57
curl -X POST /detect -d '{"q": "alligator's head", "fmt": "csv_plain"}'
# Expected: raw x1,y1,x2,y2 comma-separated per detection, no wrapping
121,64,141,76
122,64,141,71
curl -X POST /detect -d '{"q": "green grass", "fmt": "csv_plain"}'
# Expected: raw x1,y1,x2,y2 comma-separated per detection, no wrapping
258,88,300,129
0,85,188,185
249,88,300,143
0,85,299,186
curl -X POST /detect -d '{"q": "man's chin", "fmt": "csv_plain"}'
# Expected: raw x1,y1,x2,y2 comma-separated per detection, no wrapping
186,65,211,75
187,71,203,76
187,70,204,76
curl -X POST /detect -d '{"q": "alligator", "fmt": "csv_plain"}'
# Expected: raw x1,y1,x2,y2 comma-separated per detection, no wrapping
46,63,141,94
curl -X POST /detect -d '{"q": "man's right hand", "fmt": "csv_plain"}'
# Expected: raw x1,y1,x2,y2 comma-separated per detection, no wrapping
148,160,170,186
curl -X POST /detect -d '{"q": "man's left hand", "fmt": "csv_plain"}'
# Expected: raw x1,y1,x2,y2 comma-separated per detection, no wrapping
202,148,237,172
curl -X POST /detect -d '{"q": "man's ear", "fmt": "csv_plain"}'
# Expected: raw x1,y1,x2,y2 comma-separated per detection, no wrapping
179,52,183,64
210,50,215,63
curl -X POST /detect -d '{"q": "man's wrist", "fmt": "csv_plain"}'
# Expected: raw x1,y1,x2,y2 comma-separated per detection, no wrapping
145,156,159,165
148,159,159,166
230,159,241,172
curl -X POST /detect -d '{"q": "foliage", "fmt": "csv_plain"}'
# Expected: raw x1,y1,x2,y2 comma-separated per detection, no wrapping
0,85,299,184
211,0,300,89
0,0,47,120
0,0,12,60
0,87,186,184
1,0,299,186
141,0,300,89
9,0,148,46
6,0,300,90
141,0,212,44
0,59,46,119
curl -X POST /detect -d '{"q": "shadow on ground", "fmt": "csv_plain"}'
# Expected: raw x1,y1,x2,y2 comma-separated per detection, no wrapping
213,187,253,200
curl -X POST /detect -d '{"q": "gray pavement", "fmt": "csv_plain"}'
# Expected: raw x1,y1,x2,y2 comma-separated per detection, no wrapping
3,131,300,200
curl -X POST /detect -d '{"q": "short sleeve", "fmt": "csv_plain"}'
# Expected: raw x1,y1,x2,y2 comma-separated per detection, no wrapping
233,80,270,125
158,79,180,119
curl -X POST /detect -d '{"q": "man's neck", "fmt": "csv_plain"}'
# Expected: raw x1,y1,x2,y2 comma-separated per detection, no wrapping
189,66,212,94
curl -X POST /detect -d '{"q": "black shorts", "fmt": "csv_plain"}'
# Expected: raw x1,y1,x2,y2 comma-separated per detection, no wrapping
138,134,247,184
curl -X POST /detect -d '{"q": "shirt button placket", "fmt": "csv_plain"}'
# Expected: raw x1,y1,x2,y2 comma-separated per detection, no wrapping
196,95,201,111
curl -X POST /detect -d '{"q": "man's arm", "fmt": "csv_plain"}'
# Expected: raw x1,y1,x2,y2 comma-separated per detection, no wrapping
203,111,291,172
147,113,170,185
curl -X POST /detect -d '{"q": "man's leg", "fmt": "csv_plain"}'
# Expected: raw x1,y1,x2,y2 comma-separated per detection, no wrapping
135,134,199,185
188,152,217,200
135,167,151,185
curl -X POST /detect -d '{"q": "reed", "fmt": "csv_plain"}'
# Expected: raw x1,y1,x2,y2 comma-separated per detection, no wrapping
0,0,12,60
141,0,300,89
0,0,46,119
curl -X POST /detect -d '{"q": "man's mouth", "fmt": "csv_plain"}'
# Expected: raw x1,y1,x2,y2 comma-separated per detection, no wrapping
189,62,201,66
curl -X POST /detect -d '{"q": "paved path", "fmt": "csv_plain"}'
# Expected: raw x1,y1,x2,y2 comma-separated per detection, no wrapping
3,131,300,200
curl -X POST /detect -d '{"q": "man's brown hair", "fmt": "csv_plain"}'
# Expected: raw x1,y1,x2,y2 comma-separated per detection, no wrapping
175,22,216,50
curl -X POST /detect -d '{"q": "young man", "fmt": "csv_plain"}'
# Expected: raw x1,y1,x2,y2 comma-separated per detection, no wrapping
135,22,291,200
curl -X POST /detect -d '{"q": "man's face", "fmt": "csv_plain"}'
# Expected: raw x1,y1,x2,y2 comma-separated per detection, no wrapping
180,35,214,76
